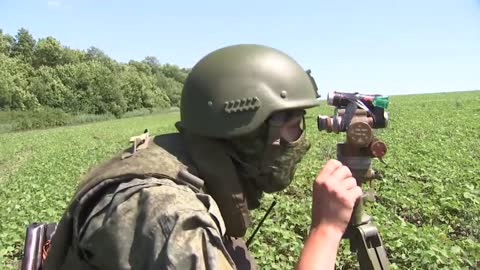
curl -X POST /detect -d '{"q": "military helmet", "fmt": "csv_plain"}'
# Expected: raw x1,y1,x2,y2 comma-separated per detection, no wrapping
180,44,320,138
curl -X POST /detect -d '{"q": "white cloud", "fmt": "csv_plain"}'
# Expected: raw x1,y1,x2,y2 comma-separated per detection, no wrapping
47,1,61,7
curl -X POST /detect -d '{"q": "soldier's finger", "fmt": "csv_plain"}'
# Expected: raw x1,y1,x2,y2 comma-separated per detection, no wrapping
317,159,343,180
341,177,358,190
348,186,363,201
330,165,353,182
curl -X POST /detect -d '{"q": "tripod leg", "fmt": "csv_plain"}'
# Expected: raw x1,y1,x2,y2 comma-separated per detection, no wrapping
350,223,390,270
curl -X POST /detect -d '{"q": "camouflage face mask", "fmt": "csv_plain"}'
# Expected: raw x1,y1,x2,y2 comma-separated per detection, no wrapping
256,130,311,193
230,110,311,199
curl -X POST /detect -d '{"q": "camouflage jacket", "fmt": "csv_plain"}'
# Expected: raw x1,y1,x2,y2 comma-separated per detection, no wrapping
43,133,256,270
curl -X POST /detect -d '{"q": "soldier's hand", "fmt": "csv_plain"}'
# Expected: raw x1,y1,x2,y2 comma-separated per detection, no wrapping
310,159,363,236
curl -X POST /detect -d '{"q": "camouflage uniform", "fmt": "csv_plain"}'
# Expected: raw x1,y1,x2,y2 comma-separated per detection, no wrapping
44,133,255,270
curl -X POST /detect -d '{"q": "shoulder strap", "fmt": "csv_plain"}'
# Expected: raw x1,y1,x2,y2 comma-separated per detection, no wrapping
77,132,202,196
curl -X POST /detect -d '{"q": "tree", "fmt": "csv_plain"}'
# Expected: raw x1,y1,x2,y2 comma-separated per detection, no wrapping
155,71,183,107
33,36,64,67
0,27,188,115
120,66,169,111
142,56,161,73
29,66,69,108
160,63,188,84
85,46,109,61
11,28,36,63
128,60,152,74
143,56,161,67
0,29,14,55
85,46,121,72
56,61,126,116
140,58,188,107
62,47,85,65
0,54,38,109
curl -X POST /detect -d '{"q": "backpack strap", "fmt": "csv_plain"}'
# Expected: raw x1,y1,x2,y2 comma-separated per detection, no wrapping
178,169,205,193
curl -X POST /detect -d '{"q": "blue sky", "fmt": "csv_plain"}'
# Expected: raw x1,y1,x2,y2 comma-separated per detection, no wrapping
1,0,479,97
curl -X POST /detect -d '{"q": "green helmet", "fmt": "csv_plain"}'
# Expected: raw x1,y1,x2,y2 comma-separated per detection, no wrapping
180,44,320,138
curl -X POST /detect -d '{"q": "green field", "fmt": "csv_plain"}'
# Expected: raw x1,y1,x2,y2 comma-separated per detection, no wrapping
0,91,479,269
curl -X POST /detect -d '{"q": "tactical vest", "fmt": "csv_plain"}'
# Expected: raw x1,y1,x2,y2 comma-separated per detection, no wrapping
43,132,243,269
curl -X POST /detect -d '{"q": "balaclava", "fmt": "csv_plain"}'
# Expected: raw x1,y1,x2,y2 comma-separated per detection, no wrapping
178,109,311,237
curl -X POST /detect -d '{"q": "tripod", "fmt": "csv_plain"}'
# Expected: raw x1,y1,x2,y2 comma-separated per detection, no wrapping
338,141,390,270
318,91,392,269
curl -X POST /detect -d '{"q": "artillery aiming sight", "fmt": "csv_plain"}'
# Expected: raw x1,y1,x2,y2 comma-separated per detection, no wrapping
318,91,391,270
318,91,389,132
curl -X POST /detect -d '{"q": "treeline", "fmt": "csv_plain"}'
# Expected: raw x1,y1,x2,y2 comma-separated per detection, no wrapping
0,28,189,117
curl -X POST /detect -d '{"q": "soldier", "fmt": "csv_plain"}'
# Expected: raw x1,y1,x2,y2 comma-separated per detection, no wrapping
43,44,361,270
